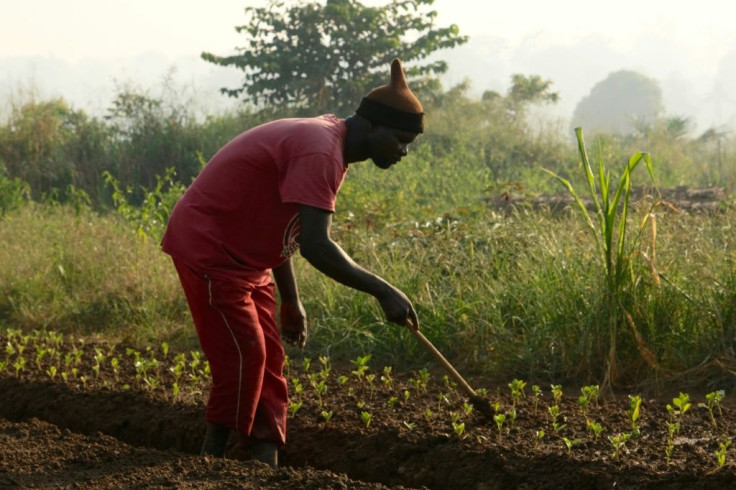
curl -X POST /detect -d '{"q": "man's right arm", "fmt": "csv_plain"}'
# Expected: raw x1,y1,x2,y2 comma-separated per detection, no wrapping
297,204,418,329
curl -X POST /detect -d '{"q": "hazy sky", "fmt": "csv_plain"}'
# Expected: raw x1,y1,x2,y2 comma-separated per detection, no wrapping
2,0,736,130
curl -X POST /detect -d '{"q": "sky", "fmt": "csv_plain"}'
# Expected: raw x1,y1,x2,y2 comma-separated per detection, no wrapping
2,0,736,131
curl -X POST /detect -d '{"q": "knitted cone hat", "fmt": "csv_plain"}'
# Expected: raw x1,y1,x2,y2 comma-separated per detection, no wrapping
356,58,425,133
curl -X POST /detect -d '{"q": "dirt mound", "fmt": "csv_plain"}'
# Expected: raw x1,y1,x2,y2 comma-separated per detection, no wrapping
2,333,736,488
0,417,385,489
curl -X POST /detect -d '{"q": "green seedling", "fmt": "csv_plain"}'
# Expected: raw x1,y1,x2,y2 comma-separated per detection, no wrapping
415,368,430,393
563,437,581,454
463,402,474,416
578,385,599,418
314,380,327,406
698,390,725,428
628,395,642,436
321,410,334,423
403,421,417,431
531,385,542,413
351,354,371,381
667,392,691,419
13,357,26,376
143,375,159,391
548,404,561,422
291,378,304,396
71,345,82,366
437,392,449,409
586,420,605,441
46,365,57,380
283,355,290,375
551,384,563,405
356,401,366,409
302,357,311,373
508,378,527,406
403,389,411,403
361,411,372,428
548,404,566,434
452,421,465,438
337,375,348,386
493,413,506,439
715,439,731,468
318,357,331,381
35,348,46,370
160,341,169,358
608,432,631,460
381,366,393,388
665,443,674,465
366,373,376,396
535,430,545,449
507,408,517,429
110,357,120,380
288,401,303,417
172,382,180,398
388,396,399,409
424,408,434,422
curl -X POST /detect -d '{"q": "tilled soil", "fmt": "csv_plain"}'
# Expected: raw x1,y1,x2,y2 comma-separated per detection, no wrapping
1,333,735,489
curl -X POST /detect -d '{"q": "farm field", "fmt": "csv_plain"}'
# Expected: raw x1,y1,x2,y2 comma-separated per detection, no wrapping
1,331,735,489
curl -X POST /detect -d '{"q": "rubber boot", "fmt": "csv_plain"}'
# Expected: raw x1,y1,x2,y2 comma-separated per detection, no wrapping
200,422,231,457
250,441,278,468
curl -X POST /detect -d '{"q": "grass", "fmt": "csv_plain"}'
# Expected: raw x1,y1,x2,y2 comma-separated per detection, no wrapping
0,203,192,347
1,153,736,388
2,197,736,387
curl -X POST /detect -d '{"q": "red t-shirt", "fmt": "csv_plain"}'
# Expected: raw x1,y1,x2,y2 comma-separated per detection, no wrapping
161,115,348,274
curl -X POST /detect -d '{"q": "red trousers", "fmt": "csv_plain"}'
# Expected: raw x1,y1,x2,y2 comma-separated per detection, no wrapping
172,258,288,447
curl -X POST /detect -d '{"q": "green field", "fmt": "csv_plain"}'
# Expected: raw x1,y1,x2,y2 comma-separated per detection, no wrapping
1,87,736,391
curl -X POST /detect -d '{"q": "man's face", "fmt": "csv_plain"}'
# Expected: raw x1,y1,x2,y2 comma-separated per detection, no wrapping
367,126,418,169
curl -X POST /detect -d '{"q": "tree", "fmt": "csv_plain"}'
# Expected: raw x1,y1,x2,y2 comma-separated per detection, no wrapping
201,0,467,116
572,70,662,136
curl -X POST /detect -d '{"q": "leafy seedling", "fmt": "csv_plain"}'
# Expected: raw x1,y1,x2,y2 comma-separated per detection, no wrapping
715,439,731,468
698,390,725,428
628,395,642,436
608,432,631,460
586,420,605,441
563,437,582,454
508,378,527,407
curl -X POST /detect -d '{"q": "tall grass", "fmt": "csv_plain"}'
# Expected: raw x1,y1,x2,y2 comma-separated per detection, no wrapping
1,195,734,387
543,127,657,390
0,204,192,347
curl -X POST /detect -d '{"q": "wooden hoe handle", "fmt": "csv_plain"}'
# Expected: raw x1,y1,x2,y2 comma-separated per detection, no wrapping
408,327,477,398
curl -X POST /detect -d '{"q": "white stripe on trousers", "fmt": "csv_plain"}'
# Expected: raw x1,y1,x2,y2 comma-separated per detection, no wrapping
206,275,245,432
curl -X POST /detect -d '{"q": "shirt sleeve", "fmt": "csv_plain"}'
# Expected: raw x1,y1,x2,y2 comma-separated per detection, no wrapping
278,153,345,212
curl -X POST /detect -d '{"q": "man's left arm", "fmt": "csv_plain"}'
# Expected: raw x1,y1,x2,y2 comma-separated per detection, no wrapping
273,258,307,348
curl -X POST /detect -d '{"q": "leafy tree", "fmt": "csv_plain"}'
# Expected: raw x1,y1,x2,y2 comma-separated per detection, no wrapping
201,0,468,116
572,70,662,136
